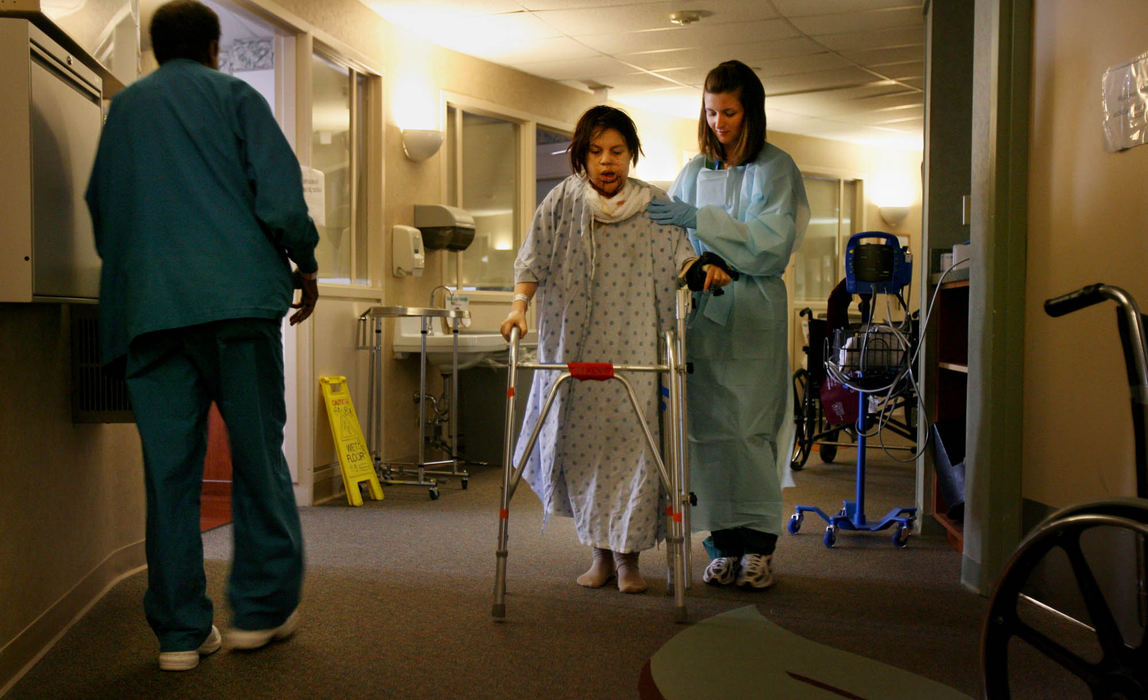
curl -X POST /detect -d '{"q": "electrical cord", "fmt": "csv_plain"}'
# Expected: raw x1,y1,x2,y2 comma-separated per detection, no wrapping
820,258,970,462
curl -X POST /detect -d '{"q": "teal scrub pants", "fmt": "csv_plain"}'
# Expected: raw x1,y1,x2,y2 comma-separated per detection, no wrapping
125,318,303,652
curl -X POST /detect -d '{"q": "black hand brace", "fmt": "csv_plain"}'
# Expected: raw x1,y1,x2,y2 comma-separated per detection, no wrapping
684,251,740,295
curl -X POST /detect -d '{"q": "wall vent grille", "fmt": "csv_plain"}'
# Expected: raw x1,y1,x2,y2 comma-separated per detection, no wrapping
71,305,135,423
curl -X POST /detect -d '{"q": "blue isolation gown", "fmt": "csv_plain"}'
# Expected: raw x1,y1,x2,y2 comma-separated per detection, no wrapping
512,175,694,553
670,143,810,536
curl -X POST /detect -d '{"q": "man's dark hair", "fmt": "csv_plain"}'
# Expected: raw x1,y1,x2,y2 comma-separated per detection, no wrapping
150,0,221,66
568,105,643,176
698,60,767,166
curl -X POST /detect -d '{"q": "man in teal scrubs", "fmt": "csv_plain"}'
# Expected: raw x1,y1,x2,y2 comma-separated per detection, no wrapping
85,0,319,671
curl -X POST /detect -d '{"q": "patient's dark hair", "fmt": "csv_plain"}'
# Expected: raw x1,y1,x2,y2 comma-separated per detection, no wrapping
150,0,220,66
568,106,643,176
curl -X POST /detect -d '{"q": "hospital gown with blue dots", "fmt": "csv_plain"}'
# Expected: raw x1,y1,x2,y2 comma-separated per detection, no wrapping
512,175,693,554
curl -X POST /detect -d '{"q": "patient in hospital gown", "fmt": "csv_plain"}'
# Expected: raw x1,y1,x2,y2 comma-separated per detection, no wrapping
500,106,730,594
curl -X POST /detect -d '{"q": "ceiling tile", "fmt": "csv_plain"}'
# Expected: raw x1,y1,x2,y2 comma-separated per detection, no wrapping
790,7,923,35
363,0,523,19
814,27,924,52
496,37,612,67
715,35,830,62
839,45,925,66
758,53,855,77
359,0,926,148
520,0,666,10
534,4,690,36
764,66,877,96
775,0,920,16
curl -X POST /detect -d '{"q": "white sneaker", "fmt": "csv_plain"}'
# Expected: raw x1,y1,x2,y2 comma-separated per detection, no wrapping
158,625,221,671
702,556,739,586
225,610,299,651
735,554,776,590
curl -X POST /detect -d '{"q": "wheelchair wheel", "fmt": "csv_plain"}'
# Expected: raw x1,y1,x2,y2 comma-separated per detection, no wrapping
981,499,1148,698
819,432,839,463
790,369,815,471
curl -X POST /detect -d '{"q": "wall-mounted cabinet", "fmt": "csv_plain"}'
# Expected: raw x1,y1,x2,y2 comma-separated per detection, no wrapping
0,18,104,302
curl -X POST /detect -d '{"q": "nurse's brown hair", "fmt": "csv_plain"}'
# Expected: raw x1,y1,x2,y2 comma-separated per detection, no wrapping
698,60,767,166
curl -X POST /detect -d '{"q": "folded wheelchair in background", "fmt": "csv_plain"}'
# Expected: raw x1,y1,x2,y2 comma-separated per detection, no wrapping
790,296,919,472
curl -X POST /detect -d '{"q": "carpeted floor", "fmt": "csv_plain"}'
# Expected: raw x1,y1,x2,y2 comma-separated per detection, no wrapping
7,444,1002,699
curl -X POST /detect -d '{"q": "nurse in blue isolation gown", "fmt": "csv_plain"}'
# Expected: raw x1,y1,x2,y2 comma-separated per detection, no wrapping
649,60,810,591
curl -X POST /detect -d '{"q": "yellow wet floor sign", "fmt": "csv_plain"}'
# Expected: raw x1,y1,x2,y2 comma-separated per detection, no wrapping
319,376,383,506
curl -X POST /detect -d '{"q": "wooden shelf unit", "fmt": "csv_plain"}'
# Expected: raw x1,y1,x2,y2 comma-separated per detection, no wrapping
931,279,969,552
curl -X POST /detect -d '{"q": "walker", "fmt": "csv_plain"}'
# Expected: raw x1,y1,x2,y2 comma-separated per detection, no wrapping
492,287,694,622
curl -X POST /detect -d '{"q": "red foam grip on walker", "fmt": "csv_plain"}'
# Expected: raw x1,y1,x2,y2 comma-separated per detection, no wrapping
506,387,515,398
673,512,683,523
500,509,509,519
568,362,614,381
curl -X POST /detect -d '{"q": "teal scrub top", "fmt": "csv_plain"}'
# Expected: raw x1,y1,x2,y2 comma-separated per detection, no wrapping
86,59,319,364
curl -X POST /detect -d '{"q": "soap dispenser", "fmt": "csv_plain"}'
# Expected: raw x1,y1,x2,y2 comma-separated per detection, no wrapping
392,225,425,278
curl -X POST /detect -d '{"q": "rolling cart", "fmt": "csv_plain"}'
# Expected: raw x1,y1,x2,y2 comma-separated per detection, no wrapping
357,304,470,499
788,232,918,547
492,287,694,622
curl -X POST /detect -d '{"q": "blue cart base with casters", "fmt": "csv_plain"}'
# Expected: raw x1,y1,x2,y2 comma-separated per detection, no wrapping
788,390,917,548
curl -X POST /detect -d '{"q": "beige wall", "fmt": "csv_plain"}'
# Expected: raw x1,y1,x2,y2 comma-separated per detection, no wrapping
0,305,145,690
1023,0,1148,507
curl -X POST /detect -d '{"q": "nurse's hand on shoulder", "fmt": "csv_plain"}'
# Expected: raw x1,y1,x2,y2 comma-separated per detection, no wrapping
647,197,697,230
500,309,528,342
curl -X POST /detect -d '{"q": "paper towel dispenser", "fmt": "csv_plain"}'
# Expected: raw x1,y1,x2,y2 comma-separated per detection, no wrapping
414,204,475,251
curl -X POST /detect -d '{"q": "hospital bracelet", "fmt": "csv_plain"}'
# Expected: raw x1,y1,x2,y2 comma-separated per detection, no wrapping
512,293,531,309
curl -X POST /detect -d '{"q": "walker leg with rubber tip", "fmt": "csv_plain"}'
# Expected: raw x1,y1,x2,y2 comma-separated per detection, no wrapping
491,323,692,622
492,328,520,619
663,329,688,622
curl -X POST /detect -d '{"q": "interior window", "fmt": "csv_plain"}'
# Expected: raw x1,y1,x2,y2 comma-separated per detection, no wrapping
791,175,858,303
311,50,372,285
447,106,520,291
536,126,571,208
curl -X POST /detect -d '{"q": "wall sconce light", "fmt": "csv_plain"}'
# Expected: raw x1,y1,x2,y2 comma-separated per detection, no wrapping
878,205,910,227
401,129,444,162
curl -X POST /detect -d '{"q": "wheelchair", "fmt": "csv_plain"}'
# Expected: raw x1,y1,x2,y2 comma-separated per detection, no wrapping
790,304,919,472
981,284,1148,698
